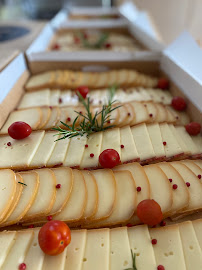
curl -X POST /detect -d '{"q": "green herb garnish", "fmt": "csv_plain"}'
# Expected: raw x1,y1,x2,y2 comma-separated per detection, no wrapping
124,250,137,270
53,86,121,141
79,32,109,49
18,182,27,186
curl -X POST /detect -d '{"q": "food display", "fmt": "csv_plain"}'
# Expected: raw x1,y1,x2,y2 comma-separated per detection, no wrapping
49,30,142,52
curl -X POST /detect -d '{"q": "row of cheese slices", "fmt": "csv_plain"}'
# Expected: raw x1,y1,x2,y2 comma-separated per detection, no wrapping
0,123,201,170
0,220,202,270
1,101,190,134
0,160,201,228
25,69,158,91
18,87,173,109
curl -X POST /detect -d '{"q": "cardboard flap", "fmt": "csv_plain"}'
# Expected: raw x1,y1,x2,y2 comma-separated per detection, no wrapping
51,9,68,30
162,31,202,113
0,53,27,104
67,6,119,16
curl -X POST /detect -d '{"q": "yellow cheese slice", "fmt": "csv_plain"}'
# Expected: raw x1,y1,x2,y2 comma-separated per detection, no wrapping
18,89,50,109
143,164,173,215
65,230,87,270
43,107,60,129
26,72,52,91
81,228,110,270
0,231,16,268
155,103,168,122
116,104,128,127
80,131,103,169
150,225,186,270
131,123,155,161
38,107,51,129
1,230,34,270
23,169,56,221
50,89,60,106
0,108,42,134
157,162,189,214
64,135,87,168
130,101,149,125
170,162,202,215
143,102,158,123
30,131,58,168
147,89,162,103
42,247,66,270
192,160,202,170
128,225,156,270
179,221,202,270
88,169,116,222
89,170,136,227
0,169,16,223
167,106,190,125
54,169,86,222
159,123,183,158
147,123,165,159
192,219,202,251
123,103,136,126
192,135,202,155
181,160,202,177
110,227,132,270
101,128,121,158
0,131,45,169
2,171,39,226
120,126,139,163
24,228,45,270
1,174,23,223
165,106,176,123
154,89,173,105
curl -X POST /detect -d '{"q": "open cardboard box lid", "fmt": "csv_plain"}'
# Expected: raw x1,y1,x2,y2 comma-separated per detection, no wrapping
119,0,202,50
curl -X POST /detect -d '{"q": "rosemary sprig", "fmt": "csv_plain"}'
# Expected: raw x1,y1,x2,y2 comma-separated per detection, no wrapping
79,32,109,49
53,86,121,141
124,250,137,270
18,182,27,186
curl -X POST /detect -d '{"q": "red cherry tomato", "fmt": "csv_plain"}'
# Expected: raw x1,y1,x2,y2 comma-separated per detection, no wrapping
38,220,71,256
171,96,186,111
99,149,121,168
52,44,60,50
76,86,89,99
157,78,169,89
8,121,32,140
137,199,163,226
185,122,201,136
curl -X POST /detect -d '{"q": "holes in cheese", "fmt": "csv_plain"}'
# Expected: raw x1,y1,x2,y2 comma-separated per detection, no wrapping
65,230,87,270
0,108,42,134
1,231,34,270
0,169,16,223
0,231,16,268
54,170,86,222
0,131,45,169
2,171,39,226
150,225,186,270
110,227,133,270
128,225,156,269
18,89,50,109
143,164,173,215
24,228,45,270
22,169,56,221
157,162,189,215
178,221,202,270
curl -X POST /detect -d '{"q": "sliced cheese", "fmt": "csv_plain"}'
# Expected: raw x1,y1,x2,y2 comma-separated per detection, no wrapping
155,103,168,123
2,171,39,226
80,131,103,169
64,230,87,270
81,228,110,270
30,131,58,168
181,160,202,177
24,228,45,270
0,169,16,222
0,131,45,169
147,123,165,159
42,248,66,270
23,169,56,221
0,231,16,268
131,123,155,161
1,230,34,270
18,89,50,109
143,164,173,215
192,219,202,251
38,107,51,129
192,160,202,170
120,126,139,163
143,102,158,122
26,73,52,91
157,162,189,214
179,221,202,270
50,89,60,106
150,225,186,270
0,108,42,134
101,128,121,158
128,225,156,270
130,101,149,125
43,107,60,129
110,227,132,270
54,169,86,222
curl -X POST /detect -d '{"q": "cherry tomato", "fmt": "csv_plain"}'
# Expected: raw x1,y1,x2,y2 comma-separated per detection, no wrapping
52,44,60,50
8,121,32,140
157,78,169,89
137,199,163,226
76,86,89,99
185,122,201,136
171,96,186,111
38,220,71,256
99,149,121,168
